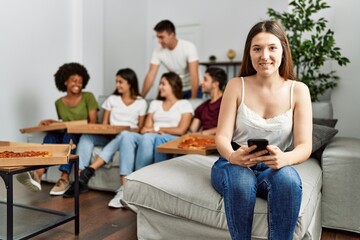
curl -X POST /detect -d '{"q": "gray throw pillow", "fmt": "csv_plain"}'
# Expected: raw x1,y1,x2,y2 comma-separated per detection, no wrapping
311,124,338,159
313,118,338,128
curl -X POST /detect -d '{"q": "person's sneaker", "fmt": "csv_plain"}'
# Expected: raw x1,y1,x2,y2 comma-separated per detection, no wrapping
16,171,41,192
108,187,124,208
79,167,95,185
63,181,89,198
49,178,70,196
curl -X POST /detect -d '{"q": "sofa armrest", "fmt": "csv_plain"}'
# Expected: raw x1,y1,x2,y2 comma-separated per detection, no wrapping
321,137,360,233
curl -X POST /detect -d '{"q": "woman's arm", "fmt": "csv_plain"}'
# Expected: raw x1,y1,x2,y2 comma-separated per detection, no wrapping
282,82,313,165
215,78,240,160
130,115,146,133
88,109,98,124
159,112,193,136
140,113,155,134
101,110,110,125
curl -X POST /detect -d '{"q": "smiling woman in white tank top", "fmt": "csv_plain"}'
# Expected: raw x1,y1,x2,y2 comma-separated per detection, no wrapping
211,20,313,240
232,77,295,151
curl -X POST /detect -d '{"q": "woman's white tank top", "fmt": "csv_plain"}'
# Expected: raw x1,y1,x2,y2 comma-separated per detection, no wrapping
232,77,295,151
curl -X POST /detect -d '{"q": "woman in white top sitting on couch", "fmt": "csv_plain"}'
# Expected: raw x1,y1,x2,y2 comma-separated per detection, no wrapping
63,68,147,198
212,20,312,239
109,72,193,208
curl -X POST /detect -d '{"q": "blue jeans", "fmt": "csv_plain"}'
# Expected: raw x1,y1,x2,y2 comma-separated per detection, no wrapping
119,131,158,175
43,132,80,174
211,157,302,240
76,134,123,170
154,134,178,163
182,86,203,99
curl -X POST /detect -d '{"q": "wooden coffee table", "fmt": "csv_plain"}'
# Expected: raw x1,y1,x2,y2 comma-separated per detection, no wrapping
0,155,79,240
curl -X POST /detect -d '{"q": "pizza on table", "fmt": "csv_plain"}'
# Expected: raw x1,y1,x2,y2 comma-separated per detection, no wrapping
178,136,216,149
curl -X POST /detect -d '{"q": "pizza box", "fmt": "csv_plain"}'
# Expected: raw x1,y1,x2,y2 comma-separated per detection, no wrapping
67,124,130,134
19,120,87,134
0,141,42,147
156,134,217,155
0,143,71,167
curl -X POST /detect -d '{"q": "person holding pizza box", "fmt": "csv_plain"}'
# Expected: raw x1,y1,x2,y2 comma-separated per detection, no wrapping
109,71,193,208
16,62,99,196
153,66,227,162
62,68,147,199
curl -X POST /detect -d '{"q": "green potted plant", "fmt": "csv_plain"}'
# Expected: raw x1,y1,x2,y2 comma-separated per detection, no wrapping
267,0,350,101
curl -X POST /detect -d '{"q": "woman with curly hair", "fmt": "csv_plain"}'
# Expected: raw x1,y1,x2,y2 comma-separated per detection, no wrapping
16,62,99,196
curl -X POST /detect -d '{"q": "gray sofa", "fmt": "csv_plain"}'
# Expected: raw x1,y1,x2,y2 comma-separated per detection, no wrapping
121,101,360,239
28,100,360,239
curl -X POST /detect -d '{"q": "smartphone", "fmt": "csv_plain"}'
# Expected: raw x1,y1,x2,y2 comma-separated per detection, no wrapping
247,139,269,155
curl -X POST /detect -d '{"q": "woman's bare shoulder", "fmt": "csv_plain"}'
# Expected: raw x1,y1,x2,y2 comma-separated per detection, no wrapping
227,77,242,88
292,80,311,105
223,77,243,106
293,80,310,94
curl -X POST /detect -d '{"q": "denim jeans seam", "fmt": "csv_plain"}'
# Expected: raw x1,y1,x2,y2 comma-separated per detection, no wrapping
223,167,238,239
259,178,273,240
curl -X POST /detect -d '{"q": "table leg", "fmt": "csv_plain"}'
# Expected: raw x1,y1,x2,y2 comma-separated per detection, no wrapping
73,157,80,235
0,172,14,240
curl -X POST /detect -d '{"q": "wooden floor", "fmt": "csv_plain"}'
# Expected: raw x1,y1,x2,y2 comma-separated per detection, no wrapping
1,181,359,240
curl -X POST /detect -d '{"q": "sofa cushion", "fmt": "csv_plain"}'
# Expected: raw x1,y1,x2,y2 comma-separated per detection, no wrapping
313,118,338,128
124,154,322,239
312,124,338,154
312,101,333,119
311,118,338,160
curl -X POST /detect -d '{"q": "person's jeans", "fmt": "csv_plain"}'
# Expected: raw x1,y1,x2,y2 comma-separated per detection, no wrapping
119,131,158,175
182,86,203,99
76,134,118,170
153,134,178,162
211,157,302,240
43,132,80,174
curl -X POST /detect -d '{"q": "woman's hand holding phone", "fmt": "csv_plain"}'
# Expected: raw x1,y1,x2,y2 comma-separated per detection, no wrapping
246,139,290,169
228,140,268,167
228,145,258,167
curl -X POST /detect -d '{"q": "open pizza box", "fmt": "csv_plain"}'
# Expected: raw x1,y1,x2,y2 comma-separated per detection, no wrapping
156,133,217,156
0,142,71,167
19,120,87,134
67,124,130,134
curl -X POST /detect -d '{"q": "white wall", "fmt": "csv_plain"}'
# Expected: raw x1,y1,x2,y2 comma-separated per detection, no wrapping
82,0,104,99
325,0,360,138
103,0,147,95
0,1,74,142
0,0,103,142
